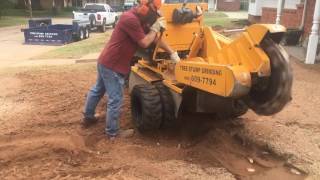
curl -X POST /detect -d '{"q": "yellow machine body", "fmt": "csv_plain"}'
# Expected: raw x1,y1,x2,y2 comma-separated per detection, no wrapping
174,24,286,98
129,2,292,132
132,3,286,98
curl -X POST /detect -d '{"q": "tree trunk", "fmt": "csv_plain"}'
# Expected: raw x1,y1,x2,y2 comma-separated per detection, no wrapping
24,0,32,18
67,0,71,8
28,0,32,18
52,0,57,15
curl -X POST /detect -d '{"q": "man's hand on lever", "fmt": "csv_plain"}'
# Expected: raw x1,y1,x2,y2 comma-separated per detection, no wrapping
150,17,167,33
170,51,180,63
151,17,180,63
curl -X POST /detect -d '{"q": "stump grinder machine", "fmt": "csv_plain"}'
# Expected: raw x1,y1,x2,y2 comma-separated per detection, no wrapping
129,2,293,132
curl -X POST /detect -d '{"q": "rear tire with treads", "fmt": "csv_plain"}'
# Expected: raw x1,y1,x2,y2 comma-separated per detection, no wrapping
131,84,162,132
245,37,293,115
155,82,176,128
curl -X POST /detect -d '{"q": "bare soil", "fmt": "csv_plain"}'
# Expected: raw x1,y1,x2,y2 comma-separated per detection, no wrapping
0,61,311,179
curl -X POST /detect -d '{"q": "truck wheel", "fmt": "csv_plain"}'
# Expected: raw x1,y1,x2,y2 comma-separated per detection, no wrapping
90,19,95,28
155,82,176,128
112,17,118,28
99,19,106,32
89,14,96,28
84,27,90,39
79,27,84,40
131,84,162,133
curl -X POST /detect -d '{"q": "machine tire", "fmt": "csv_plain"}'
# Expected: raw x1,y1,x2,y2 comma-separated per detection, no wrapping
245,37,293,115
131,84,162,132
155,82,176,128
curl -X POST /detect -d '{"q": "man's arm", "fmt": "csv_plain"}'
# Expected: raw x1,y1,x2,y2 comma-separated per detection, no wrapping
138,18,180,62
138,31,157,48
138,17,165,48
158,38,180,62
158,38,174,54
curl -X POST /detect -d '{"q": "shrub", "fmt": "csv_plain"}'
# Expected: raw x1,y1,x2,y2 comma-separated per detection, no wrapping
0,0,16,18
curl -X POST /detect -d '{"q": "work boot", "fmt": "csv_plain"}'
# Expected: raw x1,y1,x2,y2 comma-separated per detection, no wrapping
81,116,98,128
108,129,135,141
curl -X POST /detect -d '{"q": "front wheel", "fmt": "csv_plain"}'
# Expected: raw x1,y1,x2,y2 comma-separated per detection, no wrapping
154,82,176,128
131,84,162,133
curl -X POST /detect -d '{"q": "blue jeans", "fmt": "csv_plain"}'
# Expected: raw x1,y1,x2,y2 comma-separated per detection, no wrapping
84,63,125,136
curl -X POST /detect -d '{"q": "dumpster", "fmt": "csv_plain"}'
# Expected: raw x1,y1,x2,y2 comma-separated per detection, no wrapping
24,24,73,45
28,18,52,28
23,19,90,45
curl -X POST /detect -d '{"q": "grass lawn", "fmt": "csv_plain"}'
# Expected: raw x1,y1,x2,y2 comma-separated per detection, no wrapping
0,16,27,27
204,11,247,28
3,9,73,18
204,12,233,27
33,32,111,59
0,8,73,27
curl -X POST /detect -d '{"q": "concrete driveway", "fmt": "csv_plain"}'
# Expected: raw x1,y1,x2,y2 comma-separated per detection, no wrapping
223,11,248,19
0,18,72,67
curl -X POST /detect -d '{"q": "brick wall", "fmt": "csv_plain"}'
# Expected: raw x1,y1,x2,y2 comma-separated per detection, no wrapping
261,5,303,29
248,14,261,24
303,0,316,37
217,0,240,11
259,0,316,38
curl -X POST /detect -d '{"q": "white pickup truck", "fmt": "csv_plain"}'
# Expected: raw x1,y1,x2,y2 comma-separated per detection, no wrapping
73,3,119,32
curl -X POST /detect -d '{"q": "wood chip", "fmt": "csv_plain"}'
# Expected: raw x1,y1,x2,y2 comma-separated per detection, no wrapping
247,157,254,164
262,151,270,155
247,168,255,173
290,168,301,175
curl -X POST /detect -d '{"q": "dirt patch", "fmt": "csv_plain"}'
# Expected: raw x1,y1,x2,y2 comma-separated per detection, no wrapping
0,63,308,179
235,59,320,179
0,26,56,62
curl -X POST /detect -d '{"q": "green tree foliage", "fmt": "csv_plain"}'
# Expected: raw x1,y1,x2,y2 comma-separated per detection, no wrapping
0,0,16,18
